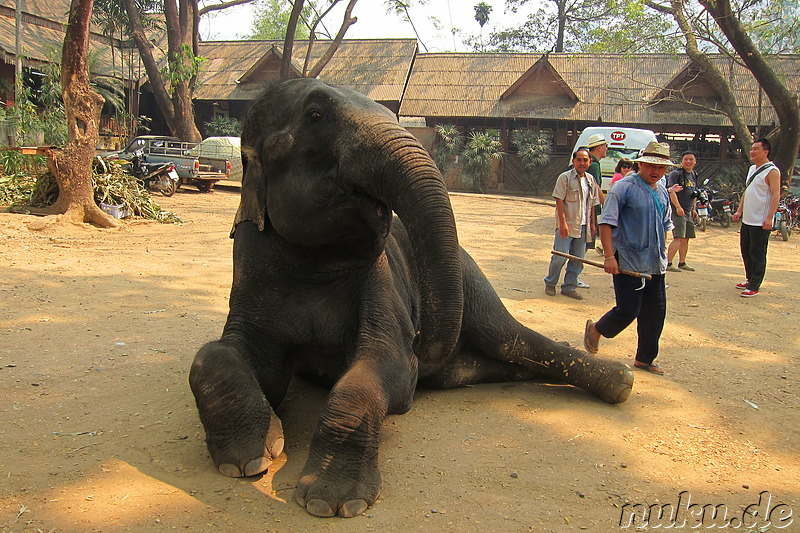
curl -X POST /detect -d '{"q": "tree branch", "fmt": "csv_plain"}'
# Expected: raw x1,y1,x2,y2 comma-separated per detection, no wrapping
700,0,800,175
308,0,358,78
198,0,255,17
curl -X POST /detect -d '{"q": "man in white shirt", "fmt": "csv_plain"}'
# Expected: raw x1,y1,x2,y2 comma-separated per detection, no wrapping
544,148,600,300
732,138,781,298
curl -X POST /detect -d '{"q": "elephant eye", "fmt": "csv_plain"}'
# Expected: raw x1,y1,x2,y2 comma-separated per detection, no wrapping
306,107,325,122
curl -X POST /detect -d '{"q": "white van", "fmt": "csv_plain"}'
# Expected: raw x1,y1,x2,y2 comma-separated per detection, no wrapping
571,127,657,190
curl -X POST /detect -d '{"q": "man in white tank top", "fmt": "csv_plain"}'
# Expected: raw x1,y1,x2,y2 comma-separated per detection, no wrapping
732,138,781,297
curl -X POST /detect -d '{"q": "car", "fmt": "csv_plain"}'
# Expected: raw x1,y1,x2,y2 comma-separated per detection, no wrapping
188,137,243,182
571,127,658,190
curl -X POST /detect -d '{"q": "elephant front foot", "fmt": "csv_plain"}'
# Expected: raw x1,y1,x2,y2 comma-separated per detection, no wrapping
295,456,380,518
190,342,286,477
208,415,285,478
295,421,382,517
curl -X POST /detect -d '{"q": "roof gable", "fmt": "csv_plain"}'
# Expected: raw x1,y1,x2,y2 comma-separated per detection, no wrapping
501,55,578,102
649,61,722,109
237,45,301,84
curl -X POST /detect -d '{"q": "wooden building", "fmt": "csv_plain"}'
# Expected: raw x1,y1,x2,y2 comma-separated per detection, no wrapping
1,0,798,190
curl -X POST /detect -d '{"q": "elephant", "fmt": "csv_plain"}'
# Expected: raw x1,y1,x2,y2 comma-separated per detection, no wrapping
189,78,634,518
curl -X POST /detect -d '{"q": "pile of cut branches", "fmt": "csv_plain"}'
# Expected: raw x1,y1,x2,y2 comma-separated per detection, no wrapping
1,157,182,224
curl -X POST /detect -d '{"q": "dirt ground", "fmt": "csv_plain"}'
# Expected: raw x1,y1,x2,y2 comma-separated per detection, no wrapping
1,186,798,532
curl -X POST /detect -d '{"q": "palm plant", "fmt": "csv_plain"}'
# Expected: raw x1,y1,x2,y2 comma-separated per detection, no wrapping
461,129,504,193
205,115,243,137
432,123,464,173
511,129,553,191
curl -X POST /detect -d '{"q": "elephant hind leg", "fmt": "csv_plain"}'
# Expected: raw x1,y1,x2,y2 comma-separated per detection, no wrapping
472,326,634,404
459,251,633,403
189,341,285,477
419,344,549,389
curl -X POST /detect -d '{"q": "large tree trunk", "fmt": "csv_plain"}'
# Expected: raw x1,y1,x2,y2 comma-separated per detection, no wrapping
667,0,752,158
122,0,201,142
280,0,305,80
307,0,358,78
700,0,800,181
44,0,119,228
554,0,566,53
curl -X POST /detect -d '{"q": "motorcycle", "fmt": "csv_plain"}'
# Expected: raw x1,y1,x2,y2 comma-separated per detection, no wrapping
129,150,180,197
773,198,791,241
786,194,800,230
693,180,732,231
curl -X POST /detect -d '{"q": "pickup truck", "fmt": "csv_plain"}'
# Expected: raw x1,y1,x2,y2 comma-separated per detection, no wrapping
104,135,231,192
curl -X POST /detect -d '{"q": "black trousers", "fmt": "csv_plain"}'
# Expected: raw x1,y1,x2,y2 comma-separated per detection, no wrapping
740,223,771,291
595,273,666,365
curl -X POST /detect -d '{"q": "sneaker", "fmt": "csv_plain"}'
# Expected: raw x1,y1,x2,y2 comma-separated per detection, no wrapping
577,279,591,289
561,290,584,300
740,289,759,298
666,264,681,273
678,263,695,271
595,245,604,256
545,285,556,296
735,282,749,290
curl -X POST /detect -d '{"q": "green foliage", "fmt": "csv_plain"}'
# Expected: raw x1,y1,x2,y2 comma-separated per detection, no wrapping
432,123,464,173
0,84,67,146
1,158,181,223
511,129,552,190
93,0,161,37
248,0,311,40
0,172,43,206
461,129,504,193
714,0,800,54
161,44,207,89
0,151,48,176
471,0,681,53
511,129,552,168
88,50,127,115
474,2,492,28
204,115,243,137
580,4,684,54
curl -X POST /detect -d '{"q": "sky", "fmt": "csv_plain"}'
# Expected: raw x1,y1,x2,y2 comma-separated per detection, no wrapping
198,0,532,53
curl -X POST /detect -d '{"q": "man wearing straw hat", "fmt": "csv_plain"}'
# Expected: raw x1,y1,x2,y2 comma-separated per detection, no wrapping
583,141,675,375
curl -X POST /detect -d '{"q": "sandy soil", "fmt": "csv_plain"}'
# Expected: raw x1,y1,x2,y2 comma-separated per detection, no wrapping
1,187,798,532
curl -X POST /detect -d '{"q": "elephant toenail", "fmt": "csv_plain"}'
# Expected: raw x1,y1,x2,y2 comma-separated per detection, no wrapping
306,499,336,517
218,463,243,478
244,457,272,477
339,499,369,518
270,437,285,458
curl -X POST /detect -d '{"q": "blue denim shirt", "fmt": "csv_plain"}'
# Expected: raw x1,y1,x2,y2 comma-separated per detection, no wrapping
600,175,674,275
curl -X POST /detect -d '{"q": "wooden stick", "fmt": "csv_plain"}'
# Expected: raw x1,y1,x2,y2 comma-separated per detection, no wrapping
551,250,652,280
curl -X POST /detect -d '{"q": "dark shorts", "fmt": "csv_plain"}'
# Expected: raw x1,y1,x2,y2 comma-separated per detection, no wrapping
671,211,696,239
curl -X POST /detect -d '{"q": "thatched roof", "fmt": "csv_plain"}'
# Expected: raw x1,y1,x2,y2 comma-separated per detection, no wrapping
194,39,417,103
399,52,800,128
1,0,797,132
0,0,142,79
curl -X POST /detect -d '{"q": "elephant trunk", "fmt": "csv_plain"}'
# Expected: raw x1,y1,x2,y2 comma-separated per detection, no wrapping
345,120,464,371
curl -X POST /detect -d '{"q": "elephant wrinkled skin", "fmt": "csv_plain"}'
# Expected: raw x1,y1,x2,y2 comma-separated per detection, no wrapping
189,79,634,518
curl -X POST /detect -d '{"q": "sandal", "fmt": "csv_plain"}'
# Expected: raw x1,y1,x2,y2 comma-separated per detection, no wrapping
583,319,599,354
634,361,665,375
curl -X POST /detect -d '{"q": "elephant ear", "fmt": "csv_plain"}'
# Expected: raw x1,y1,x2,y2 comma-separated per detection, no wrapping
231,144,267,236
